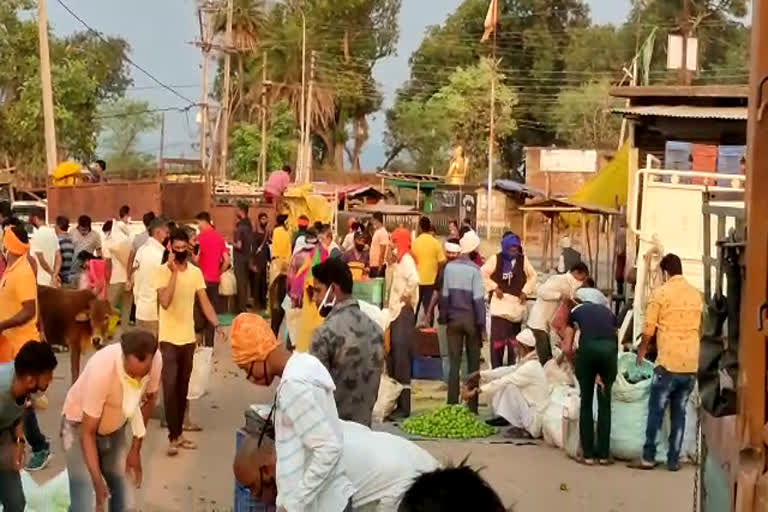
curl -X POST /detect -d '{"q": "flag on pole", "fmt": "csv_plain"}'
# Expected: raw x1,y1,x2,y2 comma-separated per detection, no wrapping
481,0,499,42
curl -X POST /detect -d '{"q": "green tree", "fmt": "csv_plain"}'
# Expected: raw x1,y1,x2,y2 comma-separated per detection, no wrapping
215,0,401,172
387,59,517,180
0,2,132,176
550,79,624,150
229,100,298,183
98,99,161,171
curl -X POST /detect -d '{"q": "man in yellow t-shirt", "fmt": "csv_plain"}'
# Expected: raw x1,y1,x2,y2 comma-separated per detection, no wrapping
155,228,219,456
411,217,445,320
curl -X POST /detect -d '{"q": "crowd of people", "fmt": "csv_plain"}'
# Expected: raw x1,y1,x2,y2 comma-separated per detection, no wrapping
0,192,704,511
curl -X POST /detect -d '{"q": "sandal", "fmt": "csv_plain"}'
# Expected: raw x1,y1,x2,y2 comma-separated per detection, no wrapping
598,459,614,466
177,438,198,450
166,442,179,457
577,457,595,466
628,459,656,470
183,423,203,432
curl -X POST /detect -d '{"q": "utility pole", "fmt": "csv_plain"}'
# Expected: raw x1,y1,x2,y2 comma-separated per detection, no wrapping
296,12,307,179
301,51,316,184
159,112,166,165
259,51,269,186
679,0,692,85
486,28,497,241
37,0,57,176
219,0,234,179
198,7,211,174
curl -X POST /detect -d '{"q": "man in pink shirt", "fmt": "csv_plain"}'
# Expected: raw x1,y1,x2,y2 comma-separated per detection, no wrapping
263,164,292,203
194,212,230,347
369,212,389,278
62,330,162,512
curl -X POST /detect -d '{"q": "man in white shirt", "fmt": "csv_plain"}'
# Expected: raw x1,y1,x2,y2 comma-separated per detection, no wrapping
463,328,549,440
115,205,132,240
103,220,132,332
234,420,439,512
527,262,588,364
29,209,61,287
132,218,168,338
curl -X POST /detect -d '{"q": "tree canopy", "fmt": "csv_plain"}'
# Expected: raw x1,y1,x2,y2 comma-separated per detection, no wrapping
385,0,749,175
0,1,132,176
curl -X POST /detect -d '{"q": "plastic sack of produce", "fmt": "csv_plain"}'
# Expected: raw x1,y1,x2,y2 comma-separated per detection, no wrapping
542,384,578,449
8,470,71,511
219,269,237,296
187,346,214,400
372,374,403,423
610,354,668,461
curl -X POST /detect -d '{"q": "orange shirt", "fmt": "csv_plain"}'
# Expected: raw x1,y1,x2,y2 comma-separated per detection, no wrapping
643,275,703,373
0,256,40,362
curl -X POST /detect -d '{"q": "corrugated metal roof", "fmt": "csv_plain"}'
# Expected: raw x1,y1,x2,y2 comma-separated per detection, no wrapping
612,105,747,120
610,85,749,99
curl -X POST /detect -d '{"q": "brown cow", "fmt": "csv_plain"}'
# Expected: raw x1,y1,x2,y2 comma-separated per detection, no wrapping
37,286,113,384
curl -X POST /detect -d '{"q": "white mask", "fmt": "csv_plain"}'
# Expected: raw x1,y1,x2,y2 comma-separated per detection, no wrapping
319,286,337,318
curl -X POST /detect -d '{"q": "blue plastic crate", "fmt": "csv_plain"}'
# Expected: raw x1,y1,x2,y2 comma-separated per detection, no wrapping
412,356,443,380
235,429,274,512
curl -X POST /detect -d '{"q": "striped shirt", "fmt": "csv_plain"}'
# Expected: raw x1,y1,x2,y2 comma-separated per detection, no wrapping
58,233,75,284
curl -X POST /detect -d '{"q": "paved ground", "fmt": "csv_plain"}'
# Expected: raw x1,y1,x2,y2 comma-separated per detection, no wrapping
30,341,695,512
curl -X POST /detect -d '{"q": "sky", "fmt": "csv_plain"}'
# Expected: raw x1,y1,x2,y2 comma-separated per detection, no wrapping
47,0,631,170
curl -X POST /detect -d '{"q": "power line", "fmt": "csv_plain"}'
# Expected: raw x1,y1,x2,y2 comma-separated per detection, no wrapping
54,0,199,107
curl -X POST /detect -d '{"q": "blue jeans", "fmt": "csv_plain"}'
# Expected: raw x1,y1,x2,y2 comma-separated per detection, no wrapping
0,429,25,512
642,367,696,466
24,407,49,453
63,420,131,512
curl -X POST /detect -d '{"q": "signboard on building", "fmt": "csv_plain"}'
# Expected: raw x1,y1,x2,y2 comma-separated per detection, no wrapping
540,149,598,173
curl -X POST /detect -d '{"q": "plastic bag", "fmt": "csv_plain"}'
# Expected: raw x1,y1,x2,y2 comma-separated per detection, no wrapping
219,269,237,296
187,346,213,400
610,354,667,461
372,374,403,423
542,385,578,449
7,470,71,512
358,300,389,333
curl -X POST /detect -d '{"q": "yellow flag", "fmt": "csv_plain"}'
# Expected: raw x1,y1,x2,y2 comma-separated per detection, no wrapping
481,0,499,42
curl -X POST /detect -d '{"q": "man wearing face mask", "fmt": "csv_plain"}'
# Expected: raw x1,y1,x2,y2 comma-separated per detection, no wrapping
342,230,369,281
309,258,384,427
0,342,58,512
250,212,270,311
154,229,220,456
62,330,162,512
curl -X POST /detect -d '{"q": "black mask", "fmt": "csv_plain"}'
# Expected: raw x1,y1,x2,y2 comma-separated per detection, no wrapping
173,250,188,263
259,220,268,229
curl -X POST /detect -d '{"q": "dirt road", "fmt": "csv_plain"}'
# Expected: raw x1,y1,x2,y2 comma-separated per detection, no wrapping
30,342,694,511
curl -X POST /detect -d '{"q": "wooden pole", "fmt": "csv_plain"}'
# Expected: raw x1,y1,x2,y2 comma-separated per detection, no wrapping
736,0,768,509
259,51,269,186
158,112,166,166
37,0,57,176
301,51,316,184
679,0,692,85
548,215,555,272
219,0,234,179
486,29,497,241
199,8,210,174
297,12,307,177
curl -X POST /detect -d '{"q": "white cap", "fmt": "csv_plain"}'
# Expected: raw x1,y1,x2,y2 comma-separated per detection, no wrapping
460,230,480,254
444,241,461,254
516,328,536,348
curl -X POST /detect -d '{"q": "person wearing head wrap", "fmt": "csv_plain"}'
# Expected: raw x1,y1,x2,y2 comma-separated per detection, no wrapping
0,224,40,363
462,328,549,439
285,230,324,352
291,215,311,253
562,283,618,465
481,232,538,370
230,313,355,512
342,230,370,281
385,227,419,418
438,230,487,413
0,223,52,471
